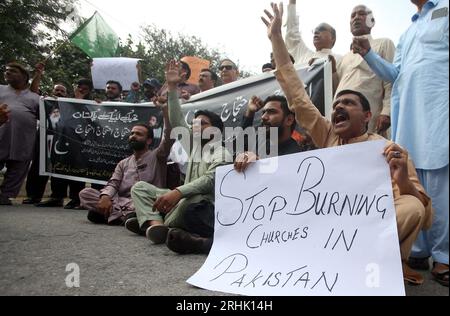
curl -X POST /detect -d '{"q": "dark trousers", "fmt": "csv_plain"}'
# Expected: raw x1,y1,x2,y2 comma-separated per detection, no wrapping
183,200,215,238
25,134,49,200
51,177,85,202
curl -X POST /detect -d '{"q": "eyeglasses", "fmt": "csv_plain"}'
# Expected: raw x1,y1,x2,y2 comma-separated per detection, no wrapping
219,65,234,71
313,26,331,34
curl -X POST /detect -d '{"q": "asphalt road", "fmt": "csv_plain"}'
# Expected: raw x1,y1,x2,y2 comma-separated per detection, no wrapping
0,203,448,297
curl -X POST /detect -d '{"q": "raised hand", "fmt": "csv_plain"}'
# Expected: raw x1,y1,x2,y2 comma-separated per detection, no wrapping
165,60,182,88
246,96,264,115
34,62,46,75
261,2,284,40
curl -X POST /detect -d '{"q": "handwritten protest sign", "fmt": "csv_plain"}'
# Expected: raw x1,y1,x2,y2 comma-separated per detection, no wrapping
91,57,140,90
181,56,210,85
188,140,405,296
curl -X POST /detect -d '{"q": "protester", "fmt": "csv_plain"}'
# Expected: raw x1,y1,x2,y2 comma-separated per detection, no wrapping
0,63,40,205
23,83,68,205
159,61,200,100
125,82,142,103
262,2,433,286
79,101,174,226
219,59,240,84
354,0,449,287
141,78,162,102
198,69,218,92
285,0,341,66
37,79,93,209
335,5,395,137
234,94,302,165
128,60,232,255
105,80,122,101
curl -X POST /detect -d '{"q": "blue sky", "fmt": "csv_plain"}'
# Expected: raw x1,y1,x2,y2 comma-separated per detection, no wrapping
77,0,417,73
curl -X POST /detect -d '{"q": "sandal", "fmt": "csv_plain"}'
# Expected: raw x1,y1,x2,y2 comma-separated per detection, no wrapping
431,262,449,287
402,262,424,286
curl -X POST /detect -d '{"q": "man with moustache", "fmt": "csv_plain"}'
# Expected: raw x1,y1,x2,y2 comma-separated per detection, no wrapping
78,102,174,226
0,63,40,205
261,3,433,285
354,0,449,287
105,80,123,101
198,69,217,92
234,95,302,171
128,60,232,255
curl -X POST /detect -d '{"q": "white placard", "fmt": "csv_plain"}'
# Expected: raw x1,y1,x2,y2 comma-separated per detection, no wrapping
188,140,405,296
91,58,140,90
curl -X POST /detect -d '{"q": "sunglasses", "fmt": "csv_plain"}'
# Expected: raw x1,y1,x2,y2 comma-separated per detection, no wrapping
219,65,235,71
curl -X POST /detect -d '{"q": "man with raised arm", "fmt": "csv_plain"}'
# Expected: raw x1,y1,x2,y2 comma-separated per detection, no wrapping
285,0,341,66
128,60,232,255
260,2,432,286
353,0,449,287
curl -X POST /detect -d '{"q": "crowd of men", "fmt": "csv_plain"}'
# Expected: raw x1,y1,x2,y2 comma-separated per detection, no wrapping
0,0,448,289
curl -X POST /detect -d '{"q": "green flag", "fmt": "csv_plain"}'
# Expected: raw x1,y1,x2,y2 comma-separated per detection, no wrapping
69,11,119,58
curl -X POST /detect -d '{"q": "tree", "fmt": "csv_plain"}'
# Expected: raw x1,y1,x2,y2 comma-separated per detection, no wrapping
0,0,79,67
1,2,252,92
41,40,92,95
120,25,251,85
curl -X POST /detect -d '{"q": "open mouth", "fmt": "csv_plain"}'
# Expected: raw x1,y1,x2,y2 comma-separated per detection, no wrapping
313,36,321,41
334,112,349,128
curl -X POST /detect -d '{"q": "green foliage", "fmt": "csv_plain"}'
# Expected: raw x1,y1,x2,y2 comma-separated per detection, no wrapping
0,2,252,93
0,0,77,66
118,25,226,84
42,41,92,95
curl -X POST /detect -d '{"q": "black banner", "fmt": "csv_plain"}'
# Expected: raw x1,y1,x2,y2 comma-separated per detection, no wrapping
40,62,331,184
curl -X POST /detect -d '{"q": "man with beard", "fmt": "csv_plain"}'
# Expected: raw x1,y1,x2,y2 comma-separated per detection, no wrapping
0,63,40,205
127,60,232,255
105,80,122,101
234,95,302,171
78,102,174,226
262,3,433,285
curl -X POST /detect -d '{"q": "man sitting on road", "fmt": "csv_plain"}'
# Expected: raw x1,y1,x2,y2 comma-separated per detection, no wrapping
128,60,232,255
79,101,174,226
